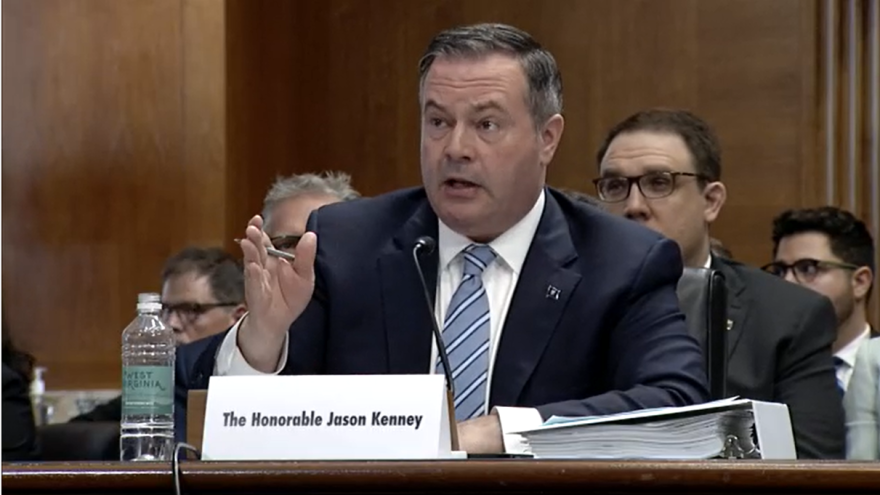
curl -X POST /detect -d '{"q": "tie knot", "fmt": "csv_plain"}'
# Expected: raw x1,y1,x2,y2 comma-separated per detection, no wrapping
462,244,497,276
833,356,846,369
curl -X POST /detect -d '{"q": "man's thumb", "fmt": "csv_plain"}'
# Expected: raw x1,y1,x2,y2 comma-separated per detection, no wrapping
293,232,317,279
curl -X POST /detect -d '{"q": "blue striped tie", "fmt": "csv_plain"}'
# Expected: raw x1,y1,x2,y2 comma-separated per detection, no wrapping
438,244,497,421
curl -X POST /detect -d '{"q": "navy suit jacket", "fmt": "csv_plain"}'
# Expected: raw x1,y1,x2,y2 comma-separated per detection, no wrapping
176,187,708,441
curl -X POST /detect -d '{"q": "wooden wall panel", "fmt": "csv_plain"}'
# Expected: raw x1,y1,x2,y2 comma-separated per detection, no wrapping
820,0,880,324
224,0,824,267
870,0,880,325
6,0,876,389
1,0,226,389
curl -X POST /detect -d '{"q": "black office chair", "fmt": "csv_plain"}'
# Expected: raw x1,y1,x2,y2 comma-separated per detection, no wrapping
676,267,728,400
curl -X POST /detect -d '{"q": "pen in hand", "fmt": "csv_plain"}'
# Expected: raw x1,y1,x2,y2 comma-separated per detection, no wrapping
233,239,296,262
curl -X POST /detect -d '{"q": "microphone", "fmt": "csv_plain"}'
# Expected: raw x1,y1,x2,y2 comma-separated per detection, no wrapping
412,236,455,397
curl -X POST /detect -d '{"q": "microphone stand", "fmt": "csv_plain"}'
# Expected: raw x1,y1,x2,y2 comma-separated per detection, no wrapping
412,237,460,452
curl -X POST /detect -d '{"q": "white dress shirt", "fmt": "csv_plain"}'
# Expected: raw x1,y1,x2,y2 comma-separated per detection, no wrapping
214,190,548,452
430,191,546,451
835,325,872,392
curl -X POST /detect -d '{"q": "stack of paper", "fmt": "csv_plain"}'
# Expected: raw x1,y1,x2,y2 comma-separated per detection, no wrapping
516,398,758,459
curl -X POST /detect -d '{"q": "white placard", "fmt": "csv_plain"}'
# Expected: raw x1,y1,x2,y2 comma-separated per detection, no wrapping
201,374,452,460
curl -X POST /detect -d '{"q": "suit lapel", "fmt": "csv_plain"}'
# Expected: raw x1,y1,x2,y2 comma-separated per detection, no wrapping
188,334,223,389
378,200,440,374
490,192,581,407
712,258,750,359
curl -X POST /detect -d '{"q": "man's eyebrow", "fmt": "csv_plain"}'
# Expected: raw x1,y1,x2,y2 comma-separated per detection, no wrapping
423,99,508,115
472,100,506,114
641,164,677,173
423,99,447,113
600,164,678,177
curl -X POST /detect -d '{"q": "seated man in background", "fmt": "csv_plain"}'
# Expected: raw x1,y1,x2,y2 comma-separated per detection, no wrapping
560,188,604,209
2,320,40,461
767,206,875,392
160,247,248,345
594,108,844,458
174,171,361,438
71,246,245,422
709,237,733,259
177,23,708,453
259,171,361,253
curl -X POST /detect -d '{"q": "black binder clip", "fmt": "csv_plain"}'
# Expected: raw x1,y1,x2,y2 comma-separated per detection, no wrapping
720,434,761,459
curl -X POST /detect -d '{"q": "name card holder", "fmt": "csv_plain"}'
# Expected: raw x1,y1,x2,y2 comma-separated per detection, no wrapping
201,374,454,460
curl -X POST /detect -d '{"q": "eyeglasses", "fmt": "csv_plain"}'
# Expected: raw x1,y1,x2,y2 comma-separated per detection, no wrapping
269,234,302,252
761,258,860,284
593,171,706,203
160,302,239,324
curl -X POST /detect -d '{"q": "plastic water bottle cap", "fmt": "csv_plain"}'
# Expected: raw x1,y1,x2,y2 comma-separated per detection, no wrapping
30,367,47,396
136,292,162,313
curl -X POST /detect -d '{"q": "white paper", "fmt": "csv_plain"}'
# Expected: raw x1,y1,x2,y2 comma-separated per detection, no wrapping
514,397,794,460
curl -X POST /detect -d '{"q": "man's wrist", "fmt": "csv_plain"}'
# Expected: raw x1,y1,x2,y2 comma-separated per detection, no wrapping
237,314,285,373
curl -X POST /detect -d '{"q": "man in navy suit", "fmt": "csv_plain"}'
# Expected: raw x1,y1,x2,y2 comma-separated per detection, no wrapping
177,23,708,453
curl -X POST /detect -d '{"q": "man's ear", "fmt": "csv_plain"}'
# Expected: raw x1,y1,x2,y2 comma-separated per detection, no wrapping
232,304,248,321
538,114,564,167
852,266,874,300
703,181,727,224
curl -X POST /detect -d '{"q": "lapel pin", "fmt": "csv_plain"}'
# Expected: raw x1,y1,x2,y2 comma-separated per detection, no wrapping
546,285,561,300
727,319,734,331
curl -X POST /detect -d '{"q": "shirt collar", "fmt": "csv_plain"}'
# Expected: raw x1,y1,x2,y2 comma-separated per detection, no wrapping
437,189,546,274
834,325,872,368
703,254,712,269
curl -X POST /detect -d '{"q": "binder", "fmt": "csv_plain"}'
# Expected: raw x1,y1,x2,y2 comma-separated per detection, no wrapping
514,398,796,460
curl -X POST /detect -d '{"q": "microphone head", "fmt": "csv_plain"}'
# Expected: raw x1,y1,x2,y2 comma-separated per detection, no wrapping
414,236,436,255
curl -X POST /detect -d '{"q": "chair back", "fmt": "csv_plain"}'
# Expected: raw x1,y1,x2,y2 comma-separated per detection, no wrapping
677,267,728,400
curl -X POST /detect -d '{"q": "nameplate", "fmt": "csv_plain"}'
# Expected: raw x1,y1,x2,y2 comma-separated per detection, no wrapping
201,374,452,460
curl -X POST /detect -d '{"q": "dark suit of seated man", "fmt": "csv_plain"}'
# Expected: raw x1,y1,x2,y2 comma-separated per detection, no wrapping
593,108,845,459
2,364,40,461
176,22,709,453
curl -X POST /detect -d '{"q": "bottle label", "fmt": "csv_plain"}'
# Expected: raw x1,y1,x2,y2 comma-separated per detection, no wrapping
122,366,174,416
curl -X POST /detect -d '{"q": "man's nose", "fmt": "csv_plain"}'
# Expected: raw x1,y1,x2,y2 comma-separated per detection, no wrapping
782,268,799,284
623,182,651,221
444,124,474,163
166,312,184,333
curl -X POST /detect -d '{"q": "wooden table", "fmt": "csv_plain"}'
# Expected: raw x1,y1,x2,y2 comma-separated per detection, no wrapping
3,460,880,494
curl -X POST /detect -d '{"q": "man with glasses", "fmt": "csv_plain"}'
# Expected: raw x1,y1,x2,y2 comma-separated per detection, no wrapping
766,207,876,393
594,108,844,459
71,246,244,424
260,172,361,254
171,172,360,436
160,247,247,345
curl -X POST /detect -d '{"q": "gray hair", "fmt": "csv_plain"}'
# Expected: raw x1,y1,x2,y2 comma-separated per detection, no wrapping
261,171,360,226
418,23,563,127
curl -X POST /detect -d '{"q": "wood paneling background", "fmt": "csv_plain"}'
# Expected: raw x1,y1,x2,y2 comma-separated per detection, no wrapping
3,0,877,389
1,0,226,388
820,0,880,322
224,0,828,264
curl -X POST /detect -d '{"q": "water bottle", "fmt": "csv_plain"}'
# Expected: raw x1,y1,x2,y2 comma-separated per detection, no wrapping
120,292,175,461
29,367,53,426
